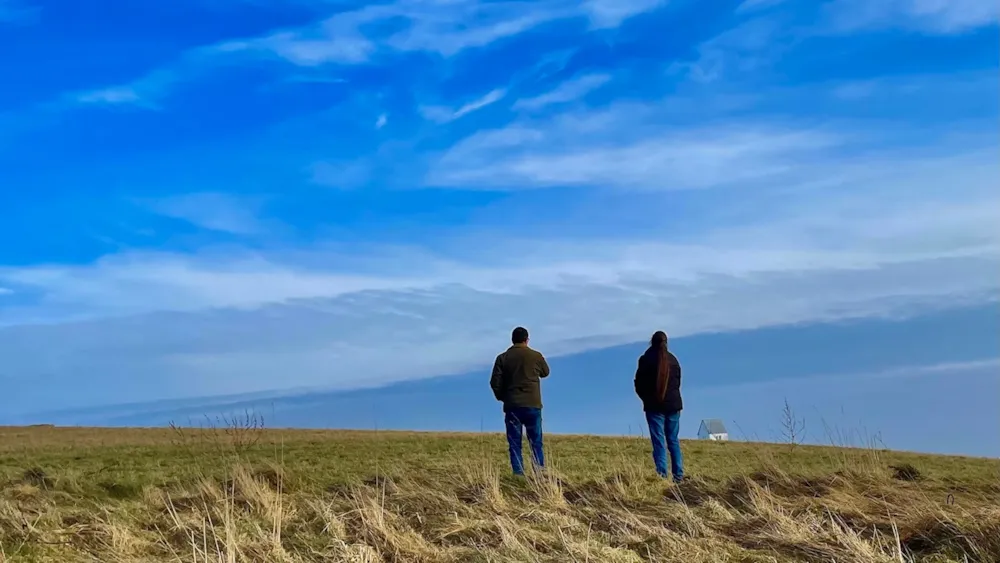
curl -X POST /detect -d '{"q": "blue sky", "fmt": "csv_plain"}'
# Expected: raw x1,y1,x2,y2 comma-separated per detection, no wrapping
1,0,998,452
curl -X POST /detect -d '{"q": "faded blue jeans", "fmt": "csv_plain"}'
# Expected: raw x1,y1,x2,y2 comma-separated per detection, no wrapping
504,407,545,475
646,411,684,481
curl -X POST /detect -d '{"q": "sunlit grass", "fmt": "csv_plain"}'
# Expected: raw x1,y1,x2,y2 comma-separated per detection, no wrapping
1,425,997,562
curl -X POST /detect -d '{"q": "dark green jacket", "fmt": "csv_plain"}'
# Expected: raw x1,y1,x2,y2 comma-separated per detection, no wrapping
490,343,550,410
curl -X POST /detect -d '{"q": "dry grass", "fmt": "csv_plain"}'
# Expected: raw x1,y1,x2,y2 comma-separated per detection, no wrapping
1,426,998,562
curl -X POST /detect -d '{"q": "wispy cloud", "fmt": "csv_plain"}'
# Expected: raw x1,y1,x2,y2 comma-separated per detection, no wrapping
2,119,997,408
309,159,374,189
735,0,788,14
0,0,37,24
513,73,610,111
422,88,507,122
428,102,848,190
428,66,1000,192
680,0,997,86
828,70,997,102
53,0,660,118
142,193,266,235
1,172,996,405
583,0,666,28
219,27,374,66
4,140,998,373
3,0,996,419
674,16,785,83
453,89,506,118
217,0,666,66
824,0,1000,34
75,86,147,107
68,65,180,110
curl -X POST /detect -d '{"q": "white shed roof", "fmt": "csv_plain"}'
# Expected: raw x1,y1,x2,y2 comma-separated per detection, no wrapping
700,419,727,434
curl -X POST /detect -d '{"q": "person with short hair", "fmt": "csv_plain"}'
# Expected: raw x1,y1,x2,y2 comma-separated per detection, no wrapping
490,326,550,475
634,330,684,481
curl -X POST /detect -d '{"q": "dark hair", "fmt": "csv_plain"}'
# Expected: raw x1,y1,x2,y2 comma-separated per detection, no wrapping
650,331,670,402
511,326,529,344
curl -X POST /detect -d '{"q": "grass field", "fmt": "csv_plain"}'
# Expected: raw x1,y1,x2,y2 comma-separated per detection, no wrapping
1,424,998,562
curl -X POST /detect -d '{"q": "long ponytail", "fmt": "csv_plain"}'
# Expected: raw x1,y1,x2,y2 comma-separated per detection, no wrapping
651,331,670,401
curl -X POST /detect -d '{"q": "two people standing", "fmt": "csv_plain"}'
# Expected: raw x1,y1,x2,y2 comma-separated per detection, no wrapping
490,327,685,482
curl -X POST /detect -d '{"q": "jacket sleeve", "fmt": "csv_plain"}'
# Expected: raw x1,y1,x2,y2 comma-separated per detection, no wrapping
633,356,645,400
490,355,504,401
673,357,681,391
538,354,551,378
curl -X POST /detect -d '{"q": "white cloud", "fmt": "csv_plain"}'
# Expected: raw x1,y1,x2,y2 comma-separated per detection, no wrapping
309,140,427,189
309,159,373,189
426,83,1000,193
75,86,145,106
50,0,653,115
219,28,374,66
680,1,997,86
10,154,1000,317
513,73,611,111
143,192,266,235
69,66,180,110
59,0,635,113
375,113,388,129
428,101,853,190
827,70,998,103
673,16,785,83
579,0,667,28
422,88,507,122
1,251,995,409
453,89,506,118
2,149,997,409
218,0,666,66
6,0,998,417
735,0,788,13
0,0,36,24
383,3,558,56
824,0,999,34
0,253,414,321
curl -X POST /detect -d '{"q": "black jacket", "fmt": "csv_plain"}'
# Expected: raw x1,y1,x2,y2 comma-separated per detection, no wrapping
634,348,682,414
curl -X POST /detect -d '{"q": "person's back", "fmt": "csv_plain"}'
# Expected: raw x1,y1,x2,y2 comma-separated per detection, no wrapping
490,326,550,475
634,330,685,482
635,348,682,414
491,342,550,411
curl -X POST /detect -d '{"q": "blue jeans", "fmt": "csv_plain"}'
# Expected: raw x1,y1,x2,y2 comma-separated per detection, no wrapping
646,411,684,481
504,407,545,475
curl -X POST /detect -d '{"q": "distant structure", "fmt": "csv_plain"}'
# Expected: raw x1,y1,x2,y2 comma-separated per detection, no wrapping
698,419,729,441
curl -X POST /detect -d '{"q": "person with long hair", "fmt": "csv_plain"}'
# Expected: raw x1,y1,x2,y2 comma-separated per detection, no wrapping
633,330,684,481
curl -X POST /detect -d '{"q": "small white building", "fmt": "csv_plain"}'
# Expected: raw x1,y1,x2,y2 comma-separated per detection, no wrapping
698,419,729,441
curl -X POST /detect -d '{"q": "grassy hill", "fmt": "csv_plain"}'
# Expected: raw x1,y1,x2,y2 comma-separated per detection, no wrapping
1,425,998,562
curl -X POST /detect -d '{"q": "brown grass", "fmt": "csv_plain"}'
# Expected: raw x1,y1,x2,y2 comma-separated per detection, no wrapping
0,426,998,562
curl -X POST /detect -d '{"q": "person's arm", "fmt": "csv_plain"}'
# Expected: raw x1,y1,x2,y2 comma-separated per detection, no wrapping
538,354,551,379
634,356,645,400
490,355,504,401
673,357,681,391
